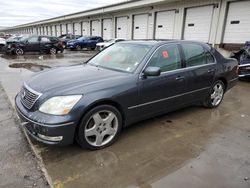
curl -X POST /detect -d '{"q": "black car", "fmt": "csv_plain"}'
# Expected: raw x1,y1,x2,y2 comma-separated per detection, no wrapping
58,34,82,48
5,35,64,55
231,41,250,78
15,41,238,150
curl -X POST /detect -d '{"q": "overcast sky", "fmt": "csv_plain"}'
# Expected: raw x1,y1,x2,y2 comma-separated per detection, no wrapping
0,0,127,27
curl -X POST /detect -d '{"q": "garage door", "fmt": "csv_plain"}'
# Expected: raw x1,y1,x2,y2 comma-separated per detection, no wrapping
48,26,51,35
133,14,149,39
155,10,176,39
116,17,128,39
67,23,73,34
61,24,67,35
102,18,112,40
91,20,101,36
82,22,90,36
184,5,214,42
74,22,81,35
56,25,60,36
224,1,250,43
51,26,56,36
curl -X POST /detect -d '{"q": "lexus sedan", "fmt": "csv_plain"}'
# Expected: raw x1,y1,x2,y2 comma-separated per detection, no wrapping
67,36,103,50
5,35,64,55
15,40,238,150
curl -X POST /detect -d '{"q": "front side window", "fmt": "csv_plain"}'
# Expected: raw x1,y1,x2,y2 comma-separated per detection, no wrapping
182,43,214,67
147,44,182,72
27,36,38,43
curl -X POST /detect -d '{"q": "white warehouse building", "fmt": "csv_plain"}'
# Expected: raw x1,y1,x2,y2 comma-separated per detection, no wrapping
1,0,250,50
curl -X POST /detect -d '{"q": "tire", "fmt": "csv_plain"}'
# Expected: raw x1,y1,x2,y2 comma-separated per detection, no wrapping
77,105,122,150
76,45,81,51
50,47,57,54
15,48,24,55
203,80,225,108
91,47,96,51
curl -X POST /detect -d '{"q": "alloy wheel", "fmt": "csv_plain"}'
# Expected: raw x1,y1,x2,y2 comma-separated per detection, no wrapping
50,48,57,54
15,48,24,55
210,83,224,106
84,110,118,147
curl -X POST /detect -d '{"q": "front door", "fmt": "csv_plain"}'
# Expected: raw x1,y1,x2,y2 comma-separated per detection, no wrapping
25,36,40,52
138,44,189,118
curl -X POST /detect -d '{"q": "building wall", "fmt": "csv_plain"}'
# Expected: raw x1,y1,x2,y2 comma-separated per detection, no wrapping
2,0,249,49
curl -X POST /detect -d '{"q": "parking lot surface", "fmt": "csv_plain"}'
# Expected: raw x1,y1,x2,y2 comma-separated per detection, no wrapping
0,51,249,188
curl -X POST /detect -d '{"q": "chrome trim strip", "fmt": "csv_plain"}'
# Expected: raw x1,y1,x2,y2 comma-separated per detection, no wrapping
16,106,74,127
228,77,238,82
239,63,250,67
239,74,250,77
128,87,210,110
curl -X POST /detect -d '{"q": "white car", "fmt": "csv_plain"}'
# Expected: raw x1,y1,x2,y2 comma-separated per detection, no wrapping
0,37,6,46
96,38,125,50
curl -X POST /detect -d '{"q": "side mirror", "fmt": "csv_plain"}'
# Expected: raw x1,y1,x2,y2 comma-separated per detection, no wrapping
143,66,161,77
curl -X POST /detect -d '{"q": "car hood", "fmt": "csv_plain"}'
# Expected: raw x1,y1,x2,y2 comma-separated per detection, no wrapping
26,64,129,95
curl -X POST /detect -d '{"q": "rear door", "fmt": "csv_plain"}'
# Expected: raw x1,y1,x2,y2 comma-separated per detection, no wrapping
40,36,53,52
137,43,188,117
180,42,216,101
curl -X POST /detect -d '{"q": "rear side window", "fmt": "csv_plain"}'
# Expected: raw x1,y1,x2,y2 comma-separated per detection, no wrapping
182,43,214,67
147,44,182,72
40,37,50,43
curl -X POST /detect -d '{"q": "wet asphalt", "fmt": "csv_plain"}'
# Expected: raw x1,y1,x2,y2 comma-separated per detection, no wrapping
0,50,249,188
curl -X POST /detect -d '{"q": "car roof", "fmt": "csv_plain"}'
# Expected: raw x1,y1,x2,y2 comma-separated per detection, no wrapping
119,40,211,49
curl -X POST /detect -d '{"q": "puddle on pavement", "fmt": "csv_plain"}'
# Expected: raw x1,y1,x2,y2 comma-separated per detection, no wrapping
9,63,51,72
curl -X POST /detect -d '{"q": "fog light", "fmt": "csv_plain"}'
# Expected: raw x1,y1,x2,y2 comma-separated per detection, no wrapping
38,134,63,142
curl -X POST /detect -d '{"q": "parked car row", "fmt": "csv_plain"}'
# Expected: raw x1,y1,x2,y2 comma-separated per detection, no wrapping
0,33,126,55
5,35,64,55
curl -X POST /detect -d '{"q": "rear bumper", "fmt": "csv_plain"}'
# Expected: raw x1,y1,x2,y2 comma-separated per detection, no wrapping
15,94,77,146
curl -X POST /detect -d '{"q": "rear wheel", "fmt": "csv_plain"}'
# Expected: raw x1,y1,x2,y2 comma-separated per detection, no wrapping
77,105,122,150
203,80,225,108
15,48,24,55
91,47,96,51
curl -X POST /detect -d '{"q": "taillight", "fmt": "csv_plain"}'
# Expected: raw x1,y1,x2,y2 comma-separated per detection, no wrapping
58,41,63,47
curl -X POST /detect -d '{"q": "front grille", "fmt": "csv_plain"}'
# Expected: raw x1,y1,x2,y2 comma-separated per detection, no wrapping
20,84,41,109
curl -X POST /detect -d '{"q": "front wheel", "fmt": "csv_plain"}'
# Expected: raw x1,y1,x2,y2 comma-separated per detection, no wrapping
15,48,24,55
77,105,122,150
203,80,225,108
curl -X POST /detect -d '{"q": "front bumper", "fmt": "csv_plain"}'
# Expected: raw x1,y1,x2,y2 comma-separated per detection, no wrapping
15,94,77,145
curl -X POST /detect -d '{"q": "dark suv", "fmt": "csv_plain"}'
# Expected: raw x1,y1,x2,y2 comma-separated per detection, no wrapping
5,35,64,55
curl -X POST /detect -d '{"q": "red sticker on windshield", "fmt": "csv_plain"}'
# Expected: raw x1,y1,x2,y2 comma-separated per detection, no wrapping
104,55,112,61
162,51,169,58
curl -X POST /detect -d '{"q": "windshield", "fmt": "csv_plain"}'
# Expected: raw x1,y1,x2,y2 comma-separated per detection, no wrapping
78,36,89,40
87,43,152,73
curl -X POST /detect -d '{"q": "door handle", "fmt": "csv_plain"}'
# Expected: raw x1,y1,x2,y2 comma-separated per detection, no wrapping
175,76,185,81
207,68,215,73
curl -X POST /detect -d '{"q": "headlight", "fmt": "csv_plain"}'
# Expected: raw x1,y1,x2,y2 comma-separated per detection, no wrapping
39,95,82,115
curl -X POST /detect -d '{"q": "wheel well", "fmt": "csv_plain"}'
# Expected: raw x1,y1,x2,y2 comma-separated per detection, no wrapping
75,100,126,137
218,77,228,90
